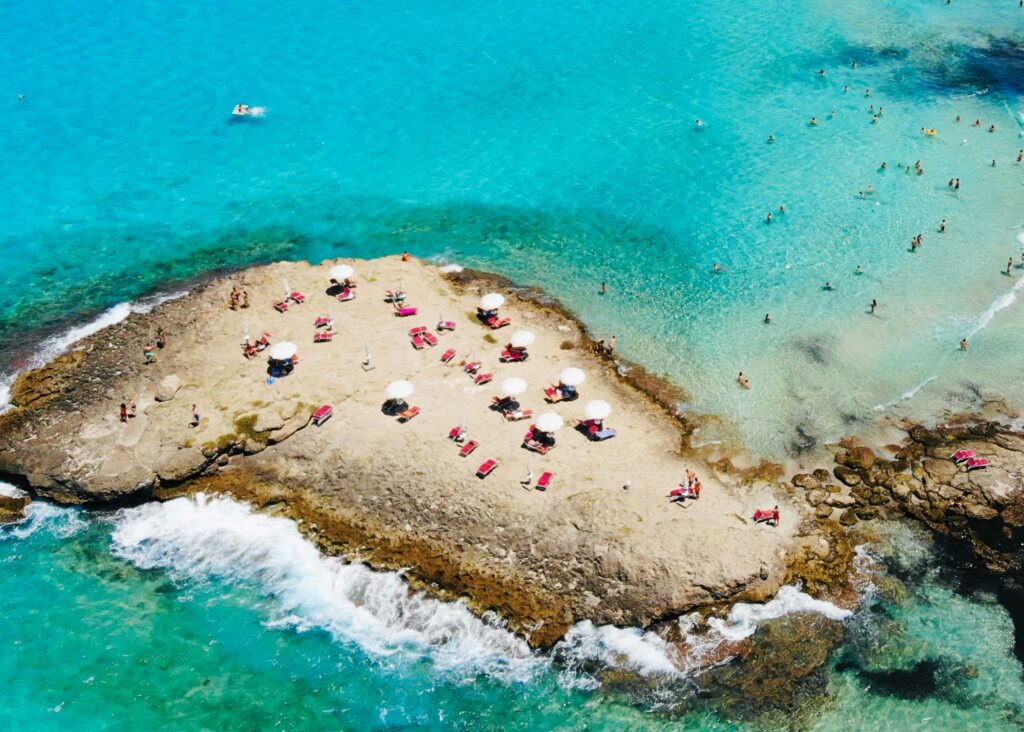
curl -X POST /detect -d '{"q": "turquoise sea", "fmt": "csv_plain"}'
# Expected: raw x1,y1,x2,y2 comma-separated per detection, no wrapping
2,0,1024,728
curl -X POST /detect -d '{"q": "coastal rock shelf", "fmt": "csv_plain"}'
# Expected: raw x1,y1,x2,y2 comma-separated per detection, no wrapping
0,257,799,645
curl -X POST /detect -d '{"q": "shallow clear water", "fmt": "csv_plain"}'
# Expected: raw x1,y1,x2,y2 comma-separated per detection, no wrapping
2,0,1023,455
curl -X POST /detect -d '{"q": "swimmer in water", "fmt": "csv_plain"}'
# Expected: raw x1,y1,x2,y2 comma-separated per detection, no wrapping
764,313,772,324
766,212,773,224
1017,150,1023,163
955,115,961,122
855,265,863,275
939,219,946,233
880,161,887,170
712,263,725,273
738,372,750,389
809,117,818,126
767,134,775,143
778,205,786,214
973,119,982,126
823,281,833,291
600,281,608,295
988,124,996,133
865,88,871,97
843,85,849,93
817,68,826,76
695,119,705,128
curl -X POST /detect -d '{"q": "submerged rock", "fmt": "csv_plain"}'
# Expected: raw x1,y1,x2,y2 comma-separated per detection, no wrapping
0,492,30,523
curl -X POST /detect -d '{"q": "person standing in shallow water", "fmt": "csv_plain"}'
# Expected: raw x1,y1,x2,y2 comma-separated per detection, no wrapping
960,339,968,351
870,299,877,314
1008,259,1014,277
738,372,750,389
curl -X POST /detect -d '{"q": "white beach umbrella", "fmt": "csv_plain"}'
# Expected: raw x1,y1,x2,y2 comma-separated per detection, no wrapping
584,400,612,420
479,292,505,310
385,380,415,400
536,412,564,433
268,341,298,360
559,367,586,387
330,264,354,281
500,377,528,397
509,330,535,348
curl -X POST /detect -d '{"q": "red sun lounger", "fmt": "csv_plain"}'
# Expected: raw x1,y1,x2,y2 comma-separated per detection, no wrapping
474,372,494,386
437,320,456,331
476,458,497,477
448,425,466,442
441,348,456,363
312,405,333,425
409,326,428,337
536,472,552,491
965,457,990,471
314,316,333,329
464,361,482,374
410,334,426,350
422,332,439,347
274,300,289,313
487,316,511,330
460,440,479,457
395,306,418,317
289,291,306,304
337,288,356,302
752,509,777,523
951,449,976,463
397,406,421,422
669,485,695,498
313,331,336,343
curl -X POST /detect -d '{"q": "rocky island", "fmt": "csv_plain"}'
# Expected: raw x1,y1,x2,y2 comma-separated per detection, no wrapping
0,257,806,646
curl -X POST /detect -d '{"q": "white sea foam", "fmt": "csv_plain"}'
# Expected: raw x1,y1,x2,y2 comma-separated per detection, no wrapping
706,585,851,641
439,263,464,273
0,492,88,542
965,275,1024,340
109,494,544,681
556,621,683,679
0,290,188,410
873,375,938,411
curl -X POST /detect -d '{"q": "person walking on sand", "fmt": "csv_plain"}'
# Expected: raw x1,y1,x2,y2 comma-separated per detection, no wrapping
128,399,136,418
190,404,200,428
686,468,696,488
771,506,780,526
738,372,750,389
120,402,128,423
143,344,155,364
960,338,968,351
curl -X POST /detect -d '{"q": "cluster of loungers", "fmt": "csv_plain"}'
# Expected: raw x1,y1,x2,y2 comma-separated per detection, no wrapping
950,450,990,471
274,291,307,313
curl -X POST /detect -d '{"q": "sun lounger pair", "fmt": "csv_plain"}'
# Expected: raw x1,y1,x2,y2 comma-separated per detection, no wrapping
476,458,497,478
487,316,511,330
964,457,990,471
337,288,356,302
289,291,306,304
535,472,552,491
397,406,420,422
460,440,479,457
437,320,456,331
312,404,333,426
441,348,456,363
950,449,976,463
314,316,333,329
313,331,335,343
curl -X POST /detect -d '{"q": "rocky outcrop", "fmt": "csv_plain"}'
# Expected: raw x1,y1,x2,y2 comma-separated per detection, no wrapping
0,492,30,523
